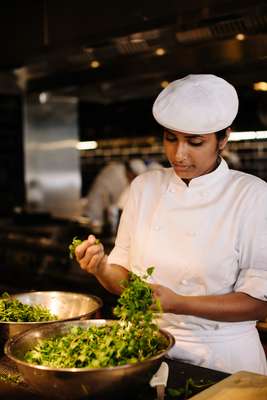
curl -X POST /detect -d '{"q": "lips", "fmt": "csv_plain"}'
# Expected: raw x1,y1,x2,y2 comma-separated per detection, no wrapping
173,163,191,170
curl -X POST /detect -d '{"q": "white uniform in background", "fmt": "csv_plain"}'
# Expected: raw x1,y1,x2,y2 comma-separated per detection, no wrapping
83,160,146,232
117,161,163,210
108,159,267,374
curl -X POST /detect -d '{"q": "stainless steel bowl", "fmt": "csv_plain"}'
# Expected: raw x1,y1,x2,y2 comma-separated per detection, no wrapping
0,291,102,350
5,319,175,399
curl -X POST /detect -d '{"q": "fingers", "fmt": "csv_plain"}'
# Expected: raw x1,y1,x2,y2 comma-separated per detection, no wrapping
75,234,105,275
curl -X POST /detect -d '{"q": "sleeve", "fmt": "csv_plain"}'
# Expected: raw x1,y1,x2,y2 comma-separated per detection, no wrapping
234,187,267,301
108,181,137,271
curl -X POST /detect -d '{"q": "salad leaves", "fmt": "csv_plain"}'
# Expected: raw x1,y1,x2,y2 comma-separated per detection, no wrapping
24,267,167,368
69,236,100,259
0,293,57,322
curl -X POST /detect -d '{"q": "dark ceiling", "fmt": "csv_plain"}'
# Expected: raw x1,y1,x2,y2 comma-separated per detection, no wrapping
2,0,267,105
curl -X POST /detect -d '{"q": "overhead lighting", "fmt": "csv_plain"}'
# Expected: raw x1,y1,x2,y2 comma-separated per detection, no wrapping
90,60,100,69
155,48,166,56
83,47,94,54
39,92,49,104
229,131,267,141
160,80,169,88
235,33,246,41
129,33,144,43
76,141,98,150
253,82,267,91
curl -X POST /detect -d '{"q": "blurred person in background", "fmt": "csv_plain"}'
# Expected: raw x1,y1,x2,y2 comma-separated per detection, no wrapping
83,159,146,234
117,159,163,211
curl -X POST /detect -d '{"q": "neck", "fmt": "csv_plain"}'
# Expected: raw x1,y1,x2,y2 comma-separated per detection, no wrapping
181,157,221,186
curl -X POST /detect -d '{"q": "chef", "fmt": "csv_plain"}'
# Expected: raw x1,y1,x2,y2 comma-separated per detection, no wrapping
76,74,267,374
82,158,146,233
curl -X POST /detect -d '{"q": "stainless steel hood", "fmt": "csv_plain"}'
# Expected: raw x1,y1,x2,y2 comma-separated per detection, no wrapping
1,0,267,104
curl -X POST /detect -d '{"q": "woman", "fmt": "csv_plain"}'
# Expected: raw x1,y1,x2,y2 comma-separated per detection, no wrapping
76,74,267,374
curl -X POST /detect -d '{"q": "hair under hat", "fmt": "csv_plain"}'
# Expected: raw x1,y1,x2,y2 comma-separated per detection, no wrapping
152,74,239,134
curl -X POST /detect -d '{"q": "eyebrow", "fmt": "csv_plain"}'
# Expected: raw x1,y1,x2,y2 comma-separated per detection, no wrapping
164,129,206,139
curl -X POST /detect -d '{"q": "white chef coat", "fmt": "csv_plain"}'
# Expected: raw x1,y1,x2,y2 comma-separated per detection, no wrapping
83,162,128,228
108,159,267,374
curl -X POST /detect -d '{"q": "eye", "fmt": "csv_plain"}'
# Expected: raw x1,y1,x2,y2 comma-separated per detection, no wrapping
188,140,203,146
164,132,177,142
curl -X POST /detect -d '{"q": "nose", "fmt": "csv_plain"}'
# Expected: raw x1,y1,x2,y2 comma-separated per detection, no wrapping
175,142,187,161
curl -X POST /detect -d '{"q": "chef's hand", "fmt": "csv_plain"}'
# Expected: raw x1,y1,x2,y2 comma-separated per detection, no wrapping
151,284,180,313
75,234,108,276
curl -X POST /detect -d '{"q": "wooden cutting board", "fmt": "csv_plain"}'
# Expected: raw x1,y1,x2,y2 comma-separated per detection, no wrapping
190,370,267,400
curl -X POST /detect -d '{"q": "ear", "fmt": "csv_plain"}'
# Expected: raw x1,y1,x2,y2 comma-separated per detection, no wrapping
219,127,231,151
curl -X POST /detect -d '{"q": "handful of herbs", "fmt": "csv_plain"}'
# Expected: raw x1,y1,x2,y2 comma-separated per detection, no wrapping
69,236,100,259
113,266,161,324
0,293,58,322
24,267,167,368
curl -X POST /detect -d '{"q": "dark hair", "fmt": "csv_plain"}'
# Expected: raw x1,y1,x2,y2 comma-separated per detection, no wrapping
215,128,228,142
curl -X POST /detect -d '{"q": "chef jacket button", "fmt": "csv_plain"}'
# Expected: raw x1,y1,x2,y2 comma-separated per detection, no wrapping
179,321,185,327
181,279,188,285
186,231,196,237
154,225,161,231
169,188,175,193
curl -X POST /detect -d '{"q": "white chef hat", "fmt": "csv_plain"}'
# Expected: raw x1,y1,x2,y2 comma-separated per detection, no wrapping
127,158,147,175
152,74,239,134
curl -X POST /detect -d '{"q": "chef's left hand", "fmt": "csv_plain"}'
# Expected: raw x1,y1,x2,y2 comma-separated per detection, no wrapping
150,284,180,313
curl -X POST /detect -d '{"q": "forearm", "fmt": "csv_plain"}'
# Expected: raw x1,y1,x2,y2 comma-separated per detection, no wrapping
94,259,129,295
171,292,267,322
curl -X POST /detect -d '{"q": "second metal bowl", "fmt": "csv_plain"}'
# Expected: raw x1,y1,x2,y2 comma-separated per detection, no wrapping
0,291,102,350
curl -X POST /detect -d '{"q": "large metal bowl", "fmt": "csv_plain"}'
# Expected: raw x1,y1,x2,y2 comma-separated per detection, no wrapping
5,319,175,399
0,291,102,351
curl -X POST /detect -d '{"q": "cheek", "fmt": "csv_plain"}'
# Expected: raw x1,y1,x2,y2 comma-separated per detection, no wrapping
163,142,174,158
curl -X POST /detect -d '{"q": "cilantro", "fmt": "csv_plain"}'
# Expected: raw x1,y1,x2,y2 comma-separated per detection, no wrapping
69,236,100,259
24,267,168,368
0,373,23,384
168,378,215,398
0,293,58,322
69,237,83,259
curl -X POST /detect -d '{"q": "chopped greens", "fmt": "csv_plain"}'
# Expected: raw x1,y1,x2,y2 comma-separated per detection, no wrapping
24,322,167,368
168,377,215,399
69,236,100,259
0,293,58,322
113,266,161,324
0,373,23,385
24,267,168,368
69,236,83,259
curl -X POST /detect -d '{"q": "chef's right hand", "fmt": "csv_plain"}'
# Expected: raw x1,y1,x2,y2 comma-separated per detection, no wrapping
75,234,107,276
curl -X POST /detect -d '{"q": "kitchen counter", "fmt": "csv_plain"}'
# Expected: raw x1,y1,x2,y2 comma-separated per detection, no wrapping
0,355,229,399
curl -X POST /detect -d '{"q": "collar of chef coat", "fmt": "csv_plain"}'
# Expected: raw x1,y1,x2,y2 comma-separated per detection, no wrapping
168,158,229,190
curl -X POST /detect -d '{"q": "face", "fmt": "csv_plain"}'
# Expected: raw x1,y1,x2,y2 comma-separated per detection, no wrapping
163,129,228,181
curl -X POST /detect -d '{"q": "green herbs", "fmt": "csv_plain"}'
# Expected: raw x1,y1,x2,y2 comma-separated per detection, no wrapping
69,237,83,259
24,322,167,368
113,266,161,324
0,293,58,322
68,236,100,259
24,267,167,368
168,378,215,399
0,373,23,385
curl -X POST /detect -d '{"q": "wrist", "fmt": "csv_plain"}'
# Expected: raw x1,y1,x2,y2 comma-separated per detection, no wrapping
93,254,108,277
168,294,188,314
